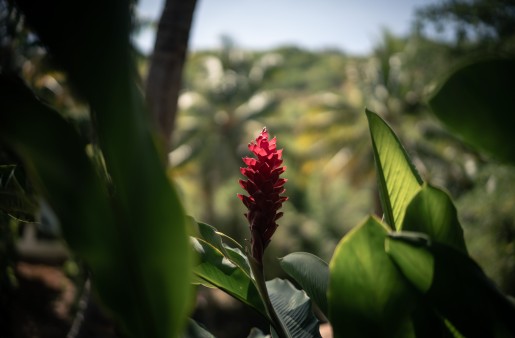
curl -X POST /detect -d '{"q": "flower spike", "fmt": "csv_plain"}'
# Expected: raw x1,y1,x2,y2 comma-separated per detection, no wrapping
238,127,287,264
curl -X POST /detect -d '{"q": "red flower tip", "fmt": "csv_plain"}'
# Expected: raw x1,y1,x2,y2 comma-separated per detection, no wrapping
238,127,287,263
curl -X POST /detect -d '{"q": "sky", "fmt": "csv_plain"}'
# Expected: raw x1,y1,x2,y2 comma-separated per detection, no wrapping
136,0,441,55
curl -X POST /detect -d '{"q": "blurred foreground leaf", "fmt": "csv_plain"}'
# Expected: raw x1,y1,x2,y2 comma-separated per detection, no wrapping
429,59,515,164
0,76,142,335
10,0,195,336
366,109,423,230
1,67,192,338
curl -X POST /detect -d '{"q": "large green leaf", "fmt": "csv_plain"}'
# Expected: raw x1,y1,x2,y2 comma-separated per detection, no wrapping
0,77,134,329
366,109,423,230
328,216,417,337
191,237,266,317
385,233,435,294
0,75,193,338
386,233,515,337
10,1,194,337
0,77,117,258
267,278,321,338
385,233,458,338
402,184,467,253
279,252,329,317
429,59,515,164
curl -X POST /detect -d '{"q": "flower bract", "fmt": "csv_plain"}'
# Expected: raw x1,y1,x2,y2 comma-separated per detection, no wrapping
238,127,287,263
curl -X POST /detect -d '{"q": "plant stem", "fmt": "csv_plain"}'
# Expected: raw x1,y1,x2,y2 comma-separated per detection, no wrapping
249,256,291,338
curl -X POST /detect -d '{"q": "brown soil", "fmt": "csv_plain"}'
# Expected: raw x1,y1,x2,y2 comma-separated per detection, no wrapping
6,261,74,338
3,262,331,338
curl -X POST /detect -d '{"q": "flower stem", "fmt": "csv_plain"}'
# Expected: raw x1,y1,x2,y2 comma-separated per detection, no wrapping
249,256,291,338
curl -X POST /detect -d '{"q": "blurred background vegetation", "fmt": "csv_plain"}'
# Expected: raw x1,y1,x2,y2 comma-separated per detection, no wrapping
1,0,515,336
168,4,515,294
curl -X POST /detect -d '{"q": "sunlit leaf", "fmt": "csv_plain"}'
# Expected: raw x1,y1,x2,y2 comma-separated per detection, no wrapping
267,278,321,338
387,233,515,337
279,252,329,316
328,216,417,337
366,109,423,230
429,58,515,164
402,184,467,253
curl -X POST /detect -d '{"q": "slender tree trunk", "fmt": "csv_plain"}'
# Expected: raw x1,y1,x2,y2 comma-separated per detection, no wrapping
145,0,197,152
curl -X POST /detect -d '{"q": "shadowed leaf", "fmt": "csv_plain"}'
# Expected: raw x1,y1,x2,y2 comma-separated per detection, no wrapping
429,59,515,164
279,252,329,316
0,72,192,338
182,319,216,338
402,184,467,253
328,216,417,337
267,278,321,338
387,233,515,337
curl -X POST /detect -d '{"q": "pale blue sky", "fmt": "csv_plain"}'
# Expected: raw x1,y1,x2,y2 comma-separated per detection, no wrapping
136,0,441,55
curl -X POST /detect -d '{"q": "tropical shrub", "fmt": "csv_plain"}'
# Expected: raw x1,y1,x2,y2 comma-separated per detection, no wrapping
190,107,515,338
1,0,514,337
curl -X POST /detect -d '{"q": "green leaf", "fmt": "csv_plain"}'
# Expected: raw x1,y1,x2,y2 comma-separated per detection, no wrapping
402,184,467,253
385,232,435,293
10,1,195,336
267,278,321,338
196,221,251,277
279,252,329,316
387,233,515,337
429,58,515,164
386,233,460,337
191,237,266,317
0,76,117,258
328,216,417,337
366,109,423,230
0,76,193,338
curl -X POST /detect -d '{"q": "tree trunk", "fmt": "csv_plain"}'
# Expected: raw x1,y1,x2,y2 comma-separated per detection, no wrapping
145,0,197,152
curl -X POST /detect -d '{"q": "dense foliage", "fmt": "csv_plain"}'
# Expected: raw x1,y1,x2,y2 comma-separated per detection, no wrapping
1,0,515,337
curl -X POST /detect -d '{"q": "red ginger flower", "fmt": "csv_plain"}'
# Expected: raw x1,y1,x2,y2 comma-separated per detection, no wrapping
238,128,287,264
